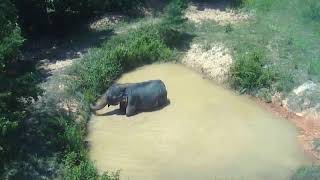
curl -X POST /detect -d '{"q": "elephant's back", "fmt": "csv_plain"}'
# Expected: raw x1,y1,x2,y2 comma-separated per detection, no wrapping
148,80,167,97
130,80,167,107
131,80,167,93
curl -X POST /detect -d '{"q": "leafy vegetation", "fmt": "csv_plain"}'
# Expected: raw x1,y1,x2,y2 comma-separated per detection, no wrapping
229,51,275,93
69,24,173,99
0,0,24,70
13,0,146,35
0,0,42,174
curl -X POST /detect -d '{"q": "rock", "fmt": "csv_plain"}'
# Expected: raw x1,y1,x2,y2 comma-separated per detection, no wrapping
285,81,320,118
293,80,317,96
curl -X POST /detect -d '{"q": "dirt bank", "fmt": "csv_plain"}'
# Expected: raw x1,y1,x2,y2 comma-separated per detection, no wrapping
181,43,320,161
256,99,320,162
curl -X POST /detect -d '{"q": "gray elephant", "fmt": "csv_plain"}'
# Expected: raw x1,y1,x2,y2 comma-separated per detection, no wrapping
90,80,169,116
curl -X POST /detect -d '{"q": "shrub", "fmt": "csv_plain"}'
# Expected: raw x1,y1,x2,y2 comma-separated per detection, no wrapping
160,0,194,49
230,51,275,92
0,0,24,72
163,0,188,27
0,61,42,174
64,151,120,180
0,0,41,172
70,23,172,96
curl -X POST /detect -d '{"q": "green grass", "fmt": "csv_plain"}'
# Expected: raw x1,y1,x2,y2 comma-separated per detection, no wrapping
186,0,320,95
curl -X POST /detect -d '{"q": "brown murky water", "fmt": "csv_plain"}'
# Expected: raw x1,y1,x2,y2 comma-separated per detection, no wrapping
87,63,309,180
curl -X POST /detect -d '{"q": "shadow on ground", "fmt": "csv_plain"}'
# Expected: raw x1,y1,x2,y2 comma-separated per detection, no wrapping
21,28,114,79
191,0,241,11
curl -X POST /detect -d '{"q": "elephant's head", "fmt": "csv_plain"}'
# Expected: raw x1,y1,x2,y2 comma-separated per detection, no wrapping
90,84,128,111
105,84,127,106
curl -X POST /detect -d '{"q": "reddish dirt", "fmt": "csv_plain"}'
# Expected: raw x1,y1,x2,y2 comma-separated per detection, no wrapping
255,98,320,163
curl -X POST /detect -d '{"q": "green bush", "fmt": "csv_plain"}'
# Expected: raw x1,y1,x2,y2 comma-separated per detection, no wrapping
163,0,188,27
230,51,275,92
64,152,100,180
0,0,24,71
0,0,42,172
64,153,120,180
160,0,195,49
70,23,172,96
64,151,120,180
292,166,320,180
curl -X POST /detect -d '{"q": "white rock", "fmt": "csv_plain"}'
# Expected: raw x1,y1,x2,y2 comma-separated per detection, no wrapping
293,81,317,96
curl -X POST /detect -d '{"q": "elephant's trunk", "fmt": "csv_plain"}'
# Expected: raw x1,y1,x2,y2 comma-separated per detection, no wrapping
90,93,108,111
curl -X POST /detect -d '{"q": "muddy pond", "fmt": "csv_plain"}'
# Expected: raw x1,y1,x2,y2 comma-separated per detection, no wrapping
87,63,310,180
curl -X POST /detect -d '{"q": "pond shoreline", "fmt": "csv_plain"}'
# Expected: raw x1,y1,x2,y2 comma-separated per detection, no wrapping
255,97,320,163
180,58,320,163
88,63,310,179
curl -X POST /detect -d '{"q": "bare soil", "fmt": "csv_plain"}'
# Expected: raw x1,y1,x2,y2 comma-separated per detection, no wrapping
185,3,251,25
181,43,233,84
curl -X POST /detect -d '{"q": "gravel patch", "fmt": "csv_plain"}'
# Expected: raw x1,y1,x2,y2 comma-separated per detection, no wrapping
185,4,250,25
181,43,233,84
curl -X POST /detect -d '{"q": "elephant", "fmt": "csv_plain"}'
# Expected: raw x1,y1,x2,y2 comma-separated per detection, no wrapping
90,80,169,116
